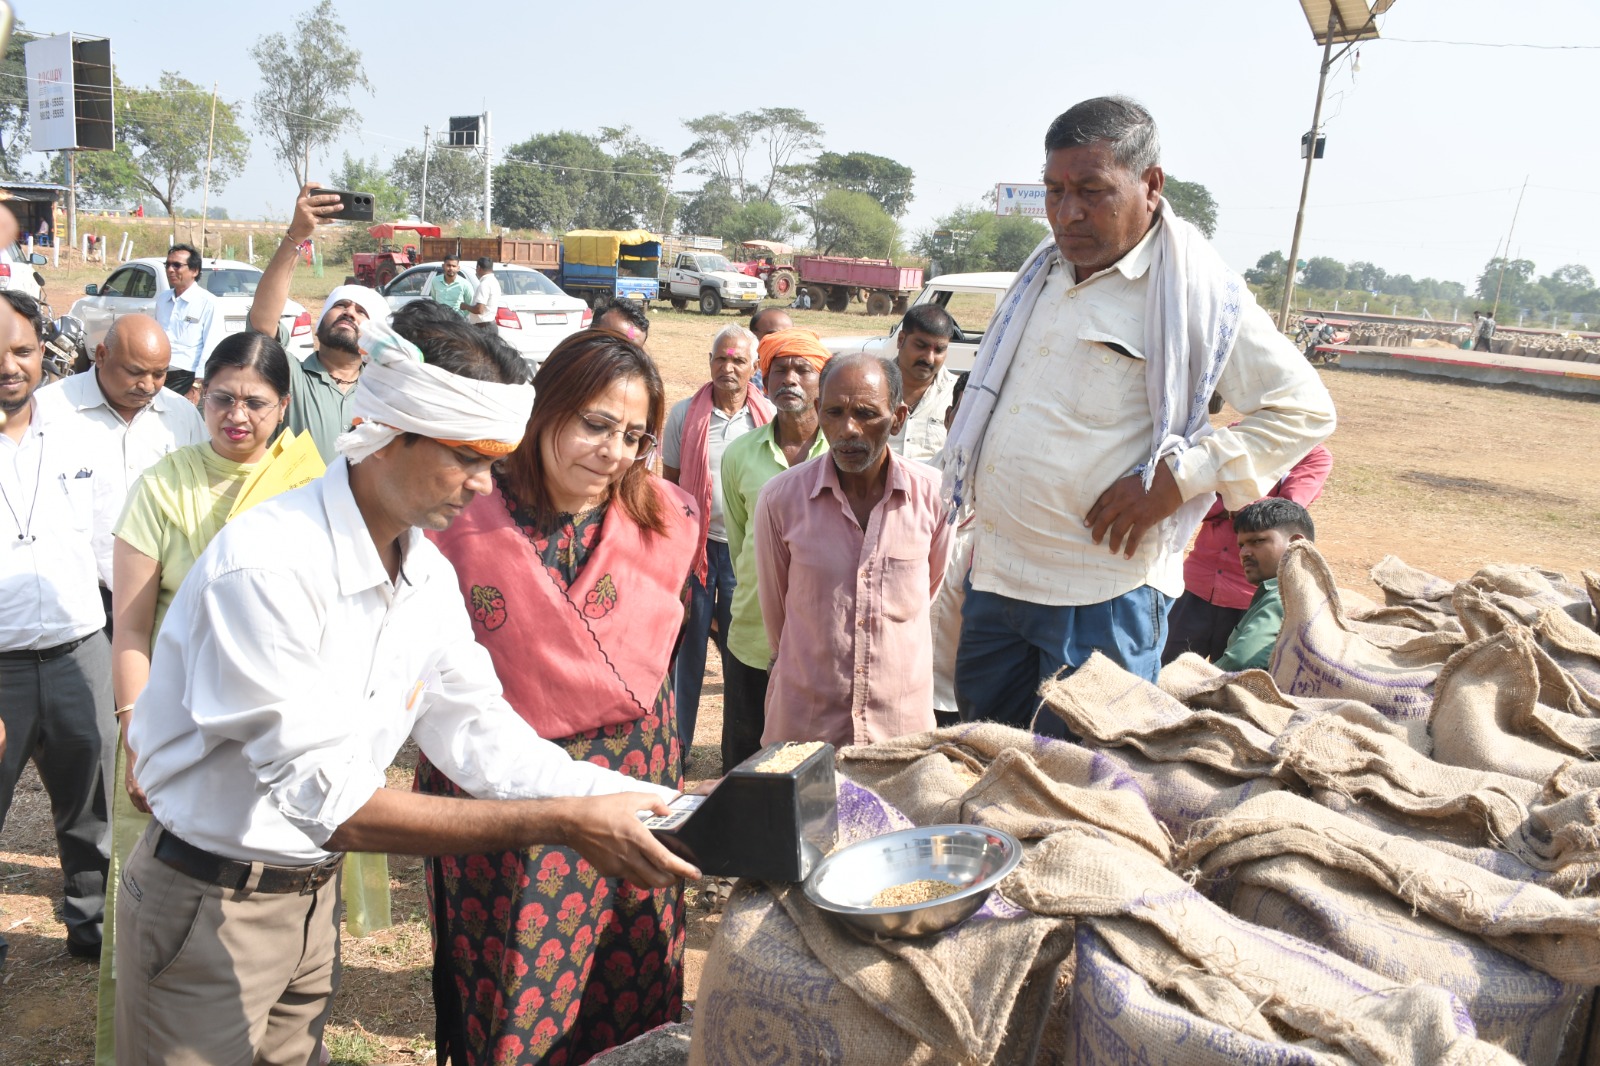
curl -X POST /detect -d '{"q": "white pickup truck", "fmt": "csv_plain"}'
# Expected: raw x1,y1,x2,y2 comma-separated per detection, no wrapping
660,251,767,315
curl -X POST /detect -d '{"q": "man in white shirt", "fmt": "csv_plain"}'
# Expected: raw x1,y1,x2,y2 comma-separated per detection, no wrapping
887,303,959,462
946,97,1335,733
34,314,206,589
118,313,698,1065
0,290,114,961
465,255,502,334
151,244,218,400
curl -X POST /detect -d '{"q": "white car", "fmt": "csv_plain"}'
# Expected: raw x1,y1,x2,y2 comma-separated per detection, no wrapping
0,244,47,301
820,271,1015,374
70,257,315,357
382,262,590,370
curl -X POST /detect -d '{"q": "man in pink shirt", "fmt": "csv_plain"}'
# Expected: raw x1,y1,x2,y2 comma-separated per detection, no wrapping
755,353,952,749
1162,441,1332,663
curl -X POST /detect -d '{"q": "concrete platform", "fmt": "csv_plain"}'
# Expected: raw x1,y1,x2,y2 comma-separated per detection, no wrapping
1316,344,1600,398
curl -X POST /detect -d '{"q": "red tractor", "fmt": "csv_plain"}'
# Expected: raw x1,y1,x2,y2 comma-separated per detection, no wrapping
733,240,799,301
347,222,443,288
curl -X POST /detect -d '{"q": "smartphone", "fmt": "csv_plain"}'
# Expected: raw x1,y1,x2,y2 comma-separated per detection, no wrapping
321,189,375,223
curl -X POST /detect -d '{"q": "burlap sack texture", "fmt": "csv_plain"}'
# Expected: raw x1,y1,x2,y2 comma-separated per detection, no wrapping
689,765,1076,1066
1007,827,1518,1065
1273,543,1464,750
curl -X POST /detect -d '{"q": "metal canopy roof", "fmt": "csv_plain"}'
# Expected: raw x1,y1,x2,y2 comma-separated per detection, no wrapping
1296,0,1391,44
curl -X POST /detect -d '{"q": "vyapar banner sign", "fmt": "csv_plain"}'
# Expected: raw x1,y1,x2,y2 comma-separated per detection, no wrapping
995,183,1046,218
25,33,76,152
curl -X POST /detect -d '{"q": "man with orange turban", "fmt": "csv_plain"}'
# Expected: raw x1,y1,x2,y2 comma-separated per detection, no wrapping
718,329,833,771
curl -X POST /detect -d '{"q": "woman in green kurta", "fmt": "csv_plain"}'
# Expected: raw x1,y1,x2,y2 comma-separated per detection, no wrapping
93,333,306,1064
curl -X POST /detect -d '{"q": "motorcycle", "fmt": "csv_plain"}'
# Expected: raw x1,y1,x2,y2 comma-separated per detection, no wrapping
42,313,89,381
1293,318,1349,365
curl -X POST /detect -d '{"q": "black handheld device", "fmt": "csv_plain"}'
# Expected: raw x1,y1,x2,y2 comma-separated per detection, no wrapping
321,189,375,222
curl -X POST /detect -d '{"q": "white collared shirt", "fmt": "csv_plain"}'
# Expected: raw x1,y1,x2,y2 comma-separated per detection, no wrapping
130,459,675,865
469,272,502,325
35,370,207,585
0,402,106,650
889,366,957,463
153,283,220,374
969,223,1334,607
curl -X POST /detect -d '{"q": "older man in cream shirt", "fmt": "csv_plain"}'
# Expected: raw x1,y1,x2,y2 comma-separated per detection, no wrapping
944,96,1335,733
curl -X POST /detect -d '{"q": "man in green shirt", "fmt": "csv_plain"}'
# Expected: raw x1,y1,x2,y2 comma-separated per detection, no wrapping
719,329,831,772
1213,498,1315,673
426,256,475,318
248,183,391,461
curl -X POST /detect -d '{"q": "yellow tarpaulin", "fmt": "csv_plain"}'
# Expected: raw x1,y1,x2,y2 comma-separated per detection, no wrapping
563,229,661,267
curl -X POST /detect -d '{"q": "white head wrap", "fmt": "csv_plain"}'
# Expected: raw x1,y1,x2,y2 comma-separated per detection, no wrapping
318,285,390,331
335,319,536,463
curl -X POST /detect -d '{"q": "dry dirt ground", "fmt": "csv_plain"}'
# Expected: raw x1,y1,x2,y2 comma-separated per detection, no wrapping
4,267,1599,1063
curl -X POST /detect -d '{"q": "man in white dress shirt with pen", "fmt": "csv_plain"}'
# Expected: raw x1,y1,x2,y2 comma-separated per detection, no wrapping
117,313,698,1065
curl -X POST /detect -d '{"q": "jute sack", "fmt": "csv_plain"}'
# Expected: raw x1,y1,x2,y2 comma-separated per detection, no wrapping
1038,652,1284,779
1430,628,1600,783
1370,554,1457,614
1464,564,1595,628
1273,542,1463,750
835,723,1171,861
1221,855,1584,1066
1072,741,1287,837
1007,828,1518,1064
689,775,1072,1066
1161,652,1411,742
1176,791,1600,984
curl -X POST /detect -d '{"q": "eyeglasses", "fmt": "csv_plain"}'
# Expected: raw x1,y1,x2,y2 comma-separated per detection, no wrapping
164,261,189,271
574,412,657,462
204,391,281,417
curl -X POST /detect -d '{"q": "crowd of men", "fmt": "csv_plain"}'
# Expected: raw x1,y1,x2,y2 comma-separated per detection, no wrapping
0,95,1338,1062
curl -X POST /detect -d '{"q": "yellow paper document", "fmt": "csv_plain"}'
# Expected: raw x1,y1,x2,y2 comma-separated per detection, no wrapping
227,429,327,520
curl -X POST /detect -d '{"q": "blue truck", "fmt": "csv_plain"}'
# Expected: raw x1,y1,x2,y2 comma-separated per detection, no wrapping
555,229,661,309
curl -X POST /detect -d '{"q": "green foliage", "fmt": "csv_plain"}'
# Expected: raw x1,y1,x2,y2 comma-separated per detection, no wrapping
331,153,408,221
913,205,1046,274
390,145,483,223
810,151,915,218
61,143,143,208
1301,256,1346,290
492,128,675,233
118,74,251,218
808,189,897,258
680,108,823,204
724,199,800,247
676,178,741,239
0,21,39,176
1163,176,1217,238
251,0,371,185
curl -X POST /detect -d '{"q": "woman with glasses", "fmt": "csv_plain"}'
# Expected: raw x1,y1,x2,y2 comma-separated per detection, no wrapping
93,332,293,1065
418,328,701,1065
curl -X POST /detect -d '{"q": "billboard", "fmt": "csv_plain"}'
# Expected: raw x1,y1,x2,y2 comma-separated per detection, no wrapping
995,183,1046,218
24,34,75,152
23,33,114,152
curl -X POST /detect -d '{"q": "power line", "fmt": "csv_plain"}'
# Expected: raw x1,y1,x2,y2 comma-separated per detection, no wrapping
1383,36,1600,50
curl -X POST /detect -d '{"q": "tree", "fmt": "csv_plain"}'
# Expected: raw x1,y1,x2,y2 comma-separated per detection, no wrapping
251,0,370,185
63,143,143,208
391,145,483,223
680,113,754,201
676,178,741,239
1474,257,1535,305
810,152,915,218
117,75,250,219
331,153,408,220
991,214,1049,270
1346,261,1389,293
722,199,801,248
1163,176,1217,238
1301,256,1346,290
1244,251,1286,286
0,22,39,176
808,189,897,258
914,206,996,275
752,108,823,202
493,128,675,232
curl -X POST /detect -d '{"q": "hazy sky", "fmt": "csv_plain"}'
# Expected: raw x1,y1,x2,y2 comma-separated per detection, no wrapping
43,1,1599,290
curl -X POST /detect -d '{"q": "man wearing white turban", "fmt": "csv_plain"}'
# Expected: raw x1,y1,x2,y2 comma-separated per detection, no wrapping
248,184,395,462
116,314,700,1066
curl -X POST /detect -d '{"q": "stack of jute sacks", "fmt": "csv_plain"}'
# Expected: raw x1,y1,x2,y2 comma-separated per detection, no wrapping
690,543,1600,1065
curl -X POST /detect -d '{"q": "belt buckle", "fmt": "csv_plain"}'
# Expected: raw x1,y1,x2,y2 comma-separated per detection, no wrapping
299,858,339,895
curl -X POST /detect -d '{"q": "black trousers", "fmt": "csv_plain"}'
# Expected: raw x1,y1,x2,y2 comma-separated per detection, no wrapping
720,655,769,775
0,632,114,949
1161,590,1248,665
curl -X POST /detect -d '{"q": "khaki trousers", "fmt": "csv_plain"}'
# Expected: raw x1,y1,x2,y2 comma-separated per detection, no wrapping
114,824,342,1066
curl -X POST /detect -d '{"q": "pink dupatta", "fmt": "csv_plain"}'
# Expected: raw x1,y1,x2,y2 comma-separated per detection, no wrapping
430,477,699,738
678,381,773,584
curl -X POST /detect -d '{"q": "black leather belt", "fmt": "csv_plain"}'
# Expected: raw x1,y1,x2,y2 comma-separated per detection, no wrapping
0,634,94,662
153,829,343,895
